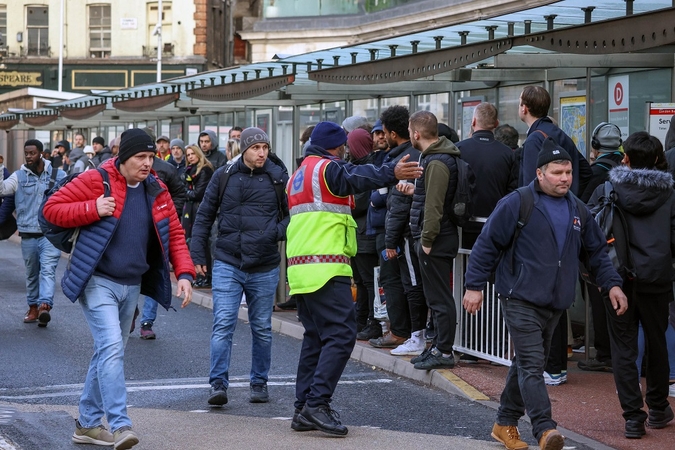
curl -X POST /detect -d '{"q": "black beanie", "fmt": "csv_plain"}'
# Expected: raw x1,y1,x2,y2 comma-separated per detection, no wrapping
119,128,156,163
537,137,571,168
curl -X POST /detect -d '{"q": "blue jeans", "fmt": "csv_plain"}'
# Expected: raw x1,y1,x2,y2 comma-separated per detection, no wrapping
78,275,140,432
210,260,279,387
21,236,61,307
141,296,158,325
497,298,562,441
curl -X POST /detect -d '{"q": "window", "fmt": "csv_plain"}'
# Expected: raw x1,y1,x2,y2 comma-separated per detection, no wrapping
26,5,49,56
0,5,7,50
147,2,172,56
89,4,111,58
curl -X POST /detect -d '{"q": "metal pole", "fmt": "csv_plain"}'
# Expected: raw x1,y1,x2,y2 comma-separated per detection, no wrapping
58,0,64,91
157,0,163,82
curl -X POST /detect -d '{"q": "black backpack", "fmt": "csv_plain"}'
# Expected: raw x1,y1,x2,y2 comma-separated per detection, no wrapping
448,155,476,227
39,168,110,253
511,184,634,286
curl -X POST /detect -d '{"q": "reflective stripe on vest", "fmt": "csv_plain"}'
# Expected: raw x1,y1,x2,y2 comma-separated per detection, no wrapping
288,254,351,267
287,156,352,216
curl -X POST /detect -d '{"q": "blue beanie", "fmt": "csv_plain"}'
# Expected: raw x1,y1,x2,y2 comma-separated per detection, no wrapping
311,121,347,150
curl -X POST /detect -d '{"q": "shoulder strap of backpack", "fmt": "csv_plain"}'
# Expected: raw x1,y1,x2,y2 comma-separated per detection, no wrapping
511,186,535,273
96,168,111,197
533,129,549,139
217,165,234,204
48,165,59,190
594,157,619,172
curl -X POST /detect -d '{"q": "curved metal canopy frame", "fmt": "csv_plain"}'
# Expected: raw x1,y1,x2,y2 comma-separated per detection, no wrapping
187,74,295,102
309,7,675,85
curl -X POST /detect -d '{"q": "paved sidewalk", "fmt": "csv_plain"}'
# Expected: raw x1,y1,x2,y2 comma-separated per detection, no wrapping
187,285,675,450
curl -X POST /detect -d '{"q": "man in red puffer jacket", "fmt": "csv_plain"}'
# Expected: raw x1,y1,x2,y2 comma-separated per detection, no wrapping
42,128,195,450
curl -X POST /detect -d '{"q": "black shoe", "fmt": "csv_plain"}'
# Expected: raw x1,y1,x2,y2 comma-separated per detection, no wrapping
410,346,432,364
208,383,228,406
276,297,297,311
298,405,348,436
291,408,316,432
356,321,382,341
625,420,646,438
578,358,612,372
647,404,674,429
250,383,269,403
413,347,455,370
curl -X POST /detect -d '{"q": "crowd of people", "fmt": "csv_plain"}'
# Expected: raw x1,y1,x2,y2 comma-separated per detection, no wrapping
1,85,675,449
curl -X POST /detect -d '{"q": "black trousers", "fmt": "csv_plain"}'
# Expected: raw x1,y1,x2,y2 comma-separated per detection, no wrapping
588,285,612,362
352,252,378,327
544,310,568,375
415,235,458,354
376,233,409,338
604,284,671,422
398,237,427,332
294,276,356,409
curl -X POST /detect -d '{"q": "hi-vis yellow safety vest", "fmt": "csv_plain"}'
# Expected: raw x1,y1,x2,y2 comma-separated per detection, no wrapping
286,155,356,295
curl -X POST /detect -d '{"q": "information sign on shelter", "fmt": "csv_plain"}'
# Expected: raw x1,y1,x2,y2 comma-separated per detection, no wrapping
608,75,629,139
646,103,675,148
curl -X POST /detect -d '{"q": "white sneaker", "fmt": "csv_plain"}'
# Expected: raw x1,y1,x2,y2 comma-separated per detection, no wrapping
390,331,425,356
669,384,675,398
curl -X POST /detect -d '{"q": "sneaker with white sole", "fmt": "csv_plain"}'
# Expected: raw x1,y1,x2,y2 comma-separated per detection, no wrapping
72,420,114,446
390,331,425,356
669,384,675,398
544,371,566,386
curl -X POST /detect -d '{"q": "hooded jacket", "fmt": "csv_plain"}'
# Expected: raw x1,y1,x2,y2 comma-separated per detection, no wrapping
190,153,289,273
409,136,460,249
91,146,113,167
199,129,227,169
68,147,89,174
589,166,675,293
42,158,195,307
466,180,623,310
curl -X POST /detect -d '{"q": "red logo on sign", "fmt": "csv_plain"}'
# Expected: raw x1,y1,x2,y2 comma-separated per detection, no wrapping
614,83,624,106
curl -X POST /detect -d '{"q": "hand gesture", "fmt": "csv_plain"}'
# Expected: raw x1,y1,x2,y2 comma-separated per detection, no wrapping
396,182,414,196
394,154,423,181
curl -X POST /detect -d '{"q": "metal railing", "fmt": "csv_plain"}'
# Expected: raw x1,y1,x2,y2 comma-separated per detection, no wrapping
453,219,514,366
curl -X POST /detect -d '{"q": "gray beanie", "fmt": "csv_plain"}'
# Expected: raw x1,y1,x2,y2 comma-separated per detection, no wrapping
342,116,369,133
170,138,185,150
240,127,270,153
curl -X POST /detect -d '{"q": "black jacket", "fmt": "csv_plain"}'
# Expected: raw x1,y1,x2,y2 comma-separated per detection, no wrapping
351,153,377,255
190,156,289,272
456,130,517,235
152,157,187,221
589,166,675,293
579,151,624,203
91,147,113,167
384,141,420,249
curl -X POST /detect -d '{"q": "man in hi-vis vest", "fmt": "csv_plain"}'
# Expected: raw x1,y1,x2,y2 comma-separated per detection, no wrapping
286,121,423,436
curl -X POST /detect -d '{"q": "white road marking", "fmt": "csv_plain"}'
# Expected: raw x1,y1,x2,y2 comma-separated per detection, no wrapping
0,378,392,401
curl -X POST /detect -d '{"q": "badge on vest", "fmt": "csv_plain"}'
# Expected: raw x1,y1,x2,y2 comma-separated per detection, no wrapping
291,166,306,195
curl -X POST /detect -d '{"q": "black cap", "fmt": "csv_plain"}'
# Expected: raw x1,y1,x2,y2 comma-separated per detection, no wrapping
119,128,157,163
537,137,572,168
56,140,71,152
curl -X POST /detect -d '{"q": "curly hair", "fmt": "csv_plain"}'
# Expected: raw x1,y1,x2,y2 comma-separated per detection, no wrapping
380,105,410,139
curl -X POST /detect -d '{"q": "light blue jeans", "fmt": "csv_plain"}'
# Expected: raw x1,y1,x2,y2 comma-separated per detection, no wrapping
20,236,61,307
78,275,140,432
210,260,279,388
141,296,158,325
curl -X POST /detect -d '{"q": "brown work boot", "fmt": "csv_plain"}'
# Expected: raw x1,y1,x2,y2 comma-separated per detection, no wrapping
491,423,528,450
538,429,564,450
37,303,52,328
24,305,39,323
368,331,406,348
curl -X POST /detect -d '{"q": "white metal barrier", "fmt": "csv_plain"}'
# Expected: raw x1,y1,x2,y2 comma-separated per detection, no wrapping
452,223,514,366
